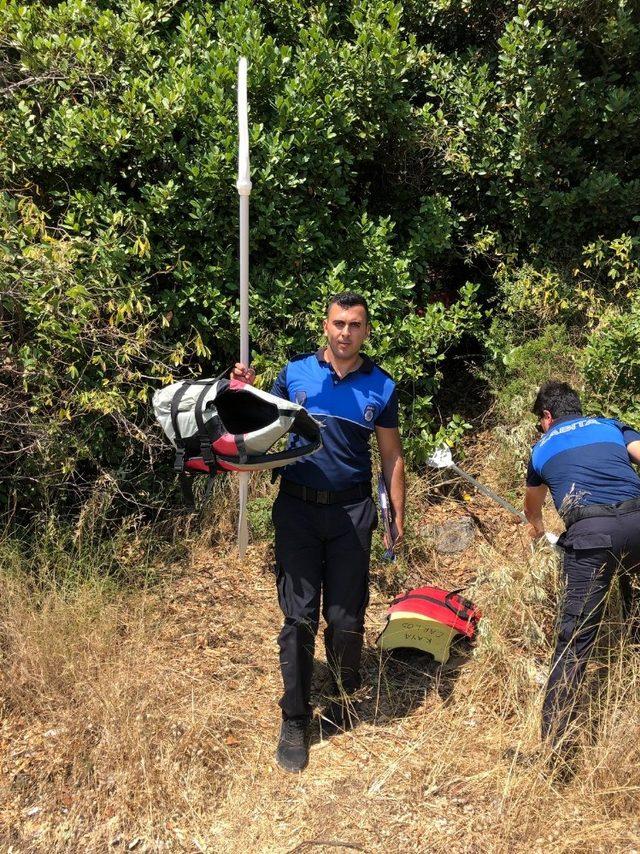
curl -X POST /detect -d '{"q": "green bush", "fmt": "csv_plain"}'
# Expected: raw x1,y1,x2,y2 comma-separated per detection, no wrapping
0,192,187,513
413,1,640,256
2,0,639,518
484,323,581,423
583,298,640,426
0,0,484,515
494,262,578,329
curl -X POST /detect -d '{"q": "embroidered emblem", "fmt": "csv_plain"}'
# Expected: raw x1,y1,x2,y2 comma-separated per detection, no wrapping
364,404,376,422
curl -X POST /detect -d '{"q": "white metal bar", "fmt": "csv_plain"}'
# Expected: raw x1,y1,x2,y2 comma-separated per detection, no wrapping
237,56,252,558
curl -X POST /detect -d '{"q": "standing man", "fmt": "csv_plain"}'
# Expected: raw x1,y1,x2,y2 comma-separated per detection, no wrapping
524,380,640,753
233,292,405,773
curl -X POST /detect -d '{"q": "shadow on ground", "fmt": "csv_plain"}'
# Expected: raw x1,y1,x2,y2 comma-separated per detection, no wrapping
308,640,471,744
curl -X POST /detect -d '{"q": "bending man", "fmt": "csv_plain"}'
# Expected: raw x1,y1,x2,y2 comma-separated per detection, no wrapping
233,292,405,773
524,380,640,750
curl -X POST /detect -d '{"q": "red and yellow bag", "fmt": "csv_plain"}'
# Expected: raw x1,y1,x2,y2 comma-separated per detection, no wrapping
377,586,481,663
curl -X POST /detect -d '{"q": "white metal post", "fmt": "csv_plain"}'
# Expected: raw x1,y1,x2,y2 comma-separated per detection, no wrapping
237,57,252,558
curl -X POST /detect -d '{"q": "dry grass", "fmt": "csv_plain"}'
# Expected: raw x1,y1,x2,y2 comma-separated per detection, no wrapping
2,474,640,853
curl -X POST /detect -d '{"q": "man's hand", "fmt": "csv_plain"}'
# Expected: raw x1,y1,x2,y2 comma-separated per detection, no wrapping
526,523,545,542
231,362,256,385
386,518,404,549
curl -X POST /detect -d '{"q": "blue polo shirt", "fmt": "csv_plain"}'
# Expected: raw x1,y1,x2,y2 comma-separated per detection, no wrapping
527,414,640,514
271,348,398,491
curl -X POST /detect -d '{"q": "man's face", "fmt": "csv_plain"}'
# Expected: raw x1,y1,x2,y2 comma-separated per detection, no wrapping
323,303,370,361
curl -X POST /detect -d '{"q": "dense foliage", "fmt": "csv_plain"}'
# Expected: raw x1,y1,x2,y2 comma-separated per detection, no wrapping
2,0,639,513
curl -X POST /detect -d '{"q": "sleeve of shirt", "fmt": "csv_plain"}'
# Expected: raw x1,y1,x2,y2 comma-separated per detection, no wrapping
526,455,544,487
270,364,289,401
613,420,640,445
375,387,399,428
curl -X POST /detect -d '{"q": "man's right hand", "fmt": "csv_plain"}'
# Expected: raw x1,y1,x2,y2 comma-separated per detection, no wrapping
231,363,256,385
526,523,546,542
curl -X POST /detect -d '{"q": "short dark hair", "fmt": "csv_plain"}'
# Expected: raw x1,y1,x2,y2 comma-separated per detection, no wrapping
532,381,583,419
326,291,370,323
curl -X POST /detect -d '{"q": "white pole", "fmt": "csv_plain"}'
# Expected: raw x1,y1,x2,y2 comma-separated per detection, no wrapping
237,57,252,558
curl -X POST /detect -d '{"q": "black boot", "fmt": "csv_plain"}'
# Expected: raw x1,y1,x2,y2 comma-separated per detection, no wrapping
276,716,311,773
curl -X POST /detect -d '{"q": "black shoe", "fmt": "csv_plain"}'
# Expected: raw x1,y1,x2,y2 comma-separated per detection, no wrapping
320,700,358,739
276,717,310,773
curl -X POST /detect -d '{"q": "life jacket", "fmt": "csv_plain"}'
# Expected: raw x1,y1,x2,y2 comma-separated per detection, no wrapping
153,377,322,505
377,586,481,664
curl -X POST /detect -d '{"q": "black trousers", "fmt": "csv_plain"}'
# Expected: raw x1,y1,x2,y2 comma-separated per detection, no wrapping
272,490,377,720
542,509,640,746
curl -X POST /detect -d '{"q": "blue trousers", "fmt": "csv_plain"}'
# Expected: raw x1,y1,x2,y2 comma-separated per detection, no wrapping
543,509,640,746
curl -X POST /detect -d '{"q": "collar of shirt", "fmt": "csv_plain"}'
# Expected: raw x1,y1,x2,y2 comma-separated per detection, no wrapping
314,347,374,379
549,413,585,429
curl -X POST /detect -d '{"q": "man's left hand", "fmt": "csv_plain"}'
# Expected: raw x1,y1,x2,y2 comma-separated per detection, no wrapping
394,518,404,547
384,517,404,550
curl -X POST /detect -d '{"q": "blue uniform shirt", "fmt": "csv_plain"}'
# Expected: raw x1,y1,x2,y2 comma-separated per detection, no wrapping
527,415,640,514
271,348,398,491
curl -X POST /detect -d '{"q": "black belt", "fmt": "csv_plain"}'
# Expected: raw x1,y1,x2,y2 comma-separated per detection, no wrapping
564,497,640,528
279,479,371,505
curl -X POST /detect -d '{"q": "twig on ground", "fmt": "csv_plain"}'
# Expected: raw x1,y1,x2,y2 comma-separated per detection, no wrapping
286,842,364,853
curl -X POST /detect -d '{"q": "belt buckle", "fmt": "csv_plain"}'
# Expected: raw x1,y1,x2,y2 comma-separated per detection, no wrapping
316,490,330,505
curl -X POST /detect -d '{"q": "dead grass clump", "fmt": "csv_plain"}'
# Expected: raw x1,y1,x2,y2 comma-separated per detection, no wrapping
0,564,242,851
470,541,557,711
